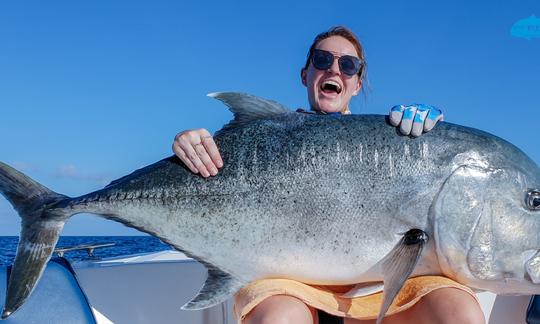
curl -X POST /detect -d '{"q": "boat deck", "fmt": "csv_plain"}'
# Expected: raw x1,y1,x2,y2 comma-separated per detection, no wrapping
0,251,533,323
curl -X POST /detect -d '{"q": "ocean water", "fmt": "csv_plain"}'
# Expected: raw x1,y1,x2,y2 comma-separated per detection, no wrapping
0,236,172,266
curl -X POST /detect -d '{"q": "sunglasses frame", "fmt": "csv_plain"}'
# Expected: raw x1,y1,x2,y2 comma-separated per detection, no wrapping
311,49,363,76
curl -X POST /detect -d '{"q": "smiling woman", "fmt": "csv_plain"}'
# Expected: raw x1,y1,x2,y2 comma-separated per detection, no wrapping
300,27,367,115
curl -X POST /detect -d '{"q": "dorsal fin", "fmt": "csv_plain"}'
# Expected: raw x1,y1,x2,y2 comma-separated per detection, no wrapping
209,92,291,134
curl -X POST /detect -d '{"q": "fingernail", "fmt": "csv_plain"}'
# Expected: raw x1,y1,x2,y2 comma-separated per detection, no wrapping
210,167,218,175
391,105,404,112
403,110,415,120
202,171,210,177
217,160,223,168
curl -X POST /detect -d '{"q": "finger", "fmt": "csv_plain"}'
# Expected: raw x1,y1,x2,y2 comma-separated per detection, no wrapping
411,105,429,137
173,142,199,174
389,105,405,126
191,130,220,172
194,142,219,176
424,106,444,132
399,105,417,136
201,136,223,169
178,140,211,177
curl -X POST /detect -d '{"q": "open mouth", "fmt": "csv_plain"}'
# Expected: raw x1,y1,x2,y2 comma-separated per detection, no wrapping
525,250,540,283
320,80,342,94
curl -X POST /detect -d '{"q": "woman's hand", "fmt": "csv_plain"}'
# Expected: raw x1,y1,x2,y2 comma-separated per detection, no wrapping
389,104,444,137
172,129,223,178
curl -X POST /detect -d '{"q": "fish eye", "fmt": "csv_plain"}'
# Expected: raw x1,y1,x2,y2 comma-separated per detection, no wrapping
526,190,540,210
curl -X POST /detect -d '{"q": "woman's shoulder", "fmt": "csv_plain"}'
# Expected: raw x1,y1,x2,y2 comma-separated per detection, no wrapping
296,108,351,115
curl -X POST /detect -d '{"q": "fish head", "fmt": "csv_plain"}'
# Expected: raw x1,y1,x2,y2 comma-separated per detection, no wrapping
433,149,540,294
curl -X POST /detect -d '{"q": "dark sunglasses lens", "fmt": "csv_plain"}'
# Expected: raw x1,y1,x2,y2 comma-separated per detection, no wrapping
339,56,361,76
312,50,333,70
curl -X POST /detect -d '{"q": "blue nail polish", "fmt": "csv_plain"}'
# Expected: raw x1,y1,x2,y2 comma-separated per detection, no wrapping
391,105,404,112
427,107,443,121
403,109,415,120
414,113,425,123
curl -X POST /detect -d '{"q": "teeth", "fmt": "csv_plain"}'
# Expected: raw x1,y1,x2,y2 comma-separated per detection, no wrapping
324,80,340,88
322,80,342,93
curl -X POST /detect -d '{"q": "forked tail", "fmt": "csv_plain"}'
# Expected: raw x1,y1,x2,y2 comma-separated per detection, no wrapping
0,162,72,319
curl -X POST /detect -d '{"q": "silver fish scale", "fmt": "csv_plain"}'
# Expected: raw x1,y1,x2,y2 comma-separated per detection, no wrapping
59,113,540,285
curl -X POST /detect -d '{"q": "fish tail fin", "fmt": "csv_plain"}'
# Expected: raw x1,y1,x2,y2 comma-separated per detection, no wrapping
0,162,72,319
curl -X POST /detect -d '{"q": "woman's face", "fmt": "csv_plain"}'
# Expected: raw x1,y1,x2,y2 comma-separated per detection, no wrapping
302,36,362,113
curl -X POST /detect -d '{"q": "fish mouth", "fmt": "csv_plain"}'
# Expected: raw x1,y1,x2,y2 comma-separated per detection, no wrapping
524,249,540,283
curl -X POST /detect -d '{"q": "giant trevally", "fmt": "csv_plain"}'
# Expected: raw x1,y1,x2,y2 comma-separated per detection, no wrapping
1,92,540,324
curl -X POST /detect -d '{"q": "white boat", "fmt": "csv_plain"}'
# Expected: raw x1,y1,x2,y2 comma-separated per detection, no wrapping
0,249,536,323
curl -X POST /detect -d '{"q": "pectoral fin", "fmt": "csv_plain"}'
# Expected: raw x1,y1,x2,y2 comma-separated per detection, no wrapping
182,266,244,310
377,229,428,324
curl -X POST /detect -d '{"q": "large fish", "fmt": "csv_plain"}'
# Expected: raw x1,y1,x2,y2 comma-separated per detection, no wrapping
1,93,540,323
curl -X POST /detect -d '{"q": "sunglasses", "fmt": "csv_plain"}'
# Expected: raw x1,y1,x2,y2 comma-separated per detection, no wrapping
311,49,363,76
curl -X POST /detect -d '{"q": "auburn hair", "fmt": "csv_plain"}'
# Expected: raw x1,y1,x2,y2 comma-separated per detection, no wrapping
303,26,368,90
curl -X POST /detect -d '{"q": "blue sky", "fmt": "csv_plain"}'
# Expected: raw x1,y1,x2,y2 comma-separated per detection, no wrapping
0,0,539,235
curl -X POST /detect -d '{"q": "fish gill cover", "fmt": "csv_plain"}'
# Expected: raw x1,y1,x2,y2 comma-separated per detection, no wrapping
511,15,540,40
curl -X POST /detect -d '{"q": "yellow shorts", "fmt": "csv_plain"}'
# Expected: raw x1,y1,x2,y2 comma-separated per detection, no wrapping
234,276,477,322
